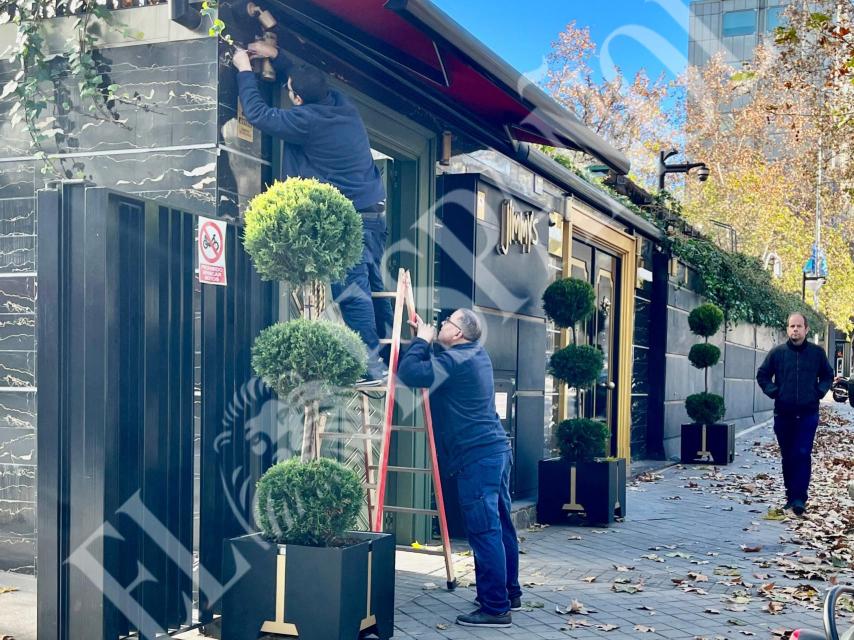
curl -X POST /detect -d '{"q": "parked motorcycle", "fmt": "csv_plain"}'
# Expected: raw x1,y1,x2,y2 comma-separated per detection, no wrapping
791,586,854,640
831,377,849,404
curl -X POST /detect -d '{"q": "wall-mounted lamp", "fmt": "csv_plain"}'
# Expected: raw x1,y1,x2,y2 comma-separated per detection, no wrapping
440,131,453,166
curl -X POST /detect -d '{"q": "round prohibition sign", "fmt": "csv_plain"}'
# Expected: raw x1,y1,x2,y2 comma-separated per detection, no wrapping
199,221,224,263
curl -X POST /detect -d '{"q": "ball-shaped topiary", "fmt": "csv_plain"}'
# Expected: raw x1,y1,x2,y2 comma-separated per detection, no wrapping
688,303,724,338
555,418,610,463
252,318,367,396
255,457,363,546
243,178,363,285
549,344,603,389
542,278,596,330
685,392,726,426
688,343,721,370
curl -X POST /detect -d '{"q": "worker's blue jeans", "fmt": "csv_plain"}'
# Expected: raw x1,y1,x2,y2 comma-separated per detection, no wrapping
331,213,392,379
773,411,819,503
456,450,521,615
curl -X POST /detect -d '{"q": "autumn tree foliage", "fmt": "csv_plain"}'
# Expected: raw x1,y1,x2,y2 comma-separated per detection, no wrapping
543,21,681,187
540,11,853,333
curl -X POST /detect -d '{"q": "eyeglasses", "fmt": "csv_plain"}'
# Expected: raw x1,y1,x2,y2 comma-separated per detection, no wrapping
441,318,462,332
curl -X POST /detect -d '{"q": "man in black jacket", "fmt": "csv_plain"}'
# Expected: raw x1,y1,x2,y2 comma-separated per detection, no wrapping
398,309,521,629
233,44,390,386
756,312,834,515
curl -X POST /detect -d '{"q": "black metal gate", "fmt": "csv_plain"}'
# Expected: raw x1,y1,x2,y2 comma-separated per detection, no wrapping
37,183,277,640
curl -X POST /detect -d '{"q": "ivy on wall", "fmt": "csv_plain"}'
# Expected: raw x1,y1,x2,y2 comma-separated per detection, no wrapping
548,151,824,330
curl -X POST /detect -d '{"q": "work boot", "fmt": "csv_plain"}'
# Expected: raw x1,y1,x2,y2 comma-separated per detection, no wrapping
791,499,806,516
455,609,511,628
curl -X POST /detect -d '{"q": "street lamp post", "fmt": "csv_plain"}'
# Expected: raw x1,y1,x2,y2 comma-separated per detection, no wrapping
657,149,711,191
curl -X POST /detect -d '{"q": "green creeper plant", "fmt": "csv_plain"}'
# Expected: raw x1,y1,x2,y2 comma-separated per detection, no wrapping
685,303,726,426
255,457,363,546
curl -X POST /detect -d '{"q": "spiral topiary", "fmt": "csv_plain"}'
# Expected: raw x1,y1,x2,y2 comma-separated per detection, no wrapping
688,303,724,338
542,278,596,330
555,418,610,463
255,457,363,546
685,392,726,427
243,178,363,285
251,318,367,396
549,344,603,389
688,343,721,369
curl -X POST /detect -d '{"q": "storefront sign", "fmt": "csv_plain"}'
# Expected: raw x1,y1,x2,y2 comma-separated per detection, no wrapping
497,199,540,255
237,102,254,142
198,216,227,286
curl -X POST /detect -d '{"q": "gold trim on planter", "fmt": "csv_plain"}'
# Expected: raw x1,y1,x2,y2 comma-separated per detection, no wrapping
562,465,584,512
566,204,637,464
260,548,377,636
696,425,712,462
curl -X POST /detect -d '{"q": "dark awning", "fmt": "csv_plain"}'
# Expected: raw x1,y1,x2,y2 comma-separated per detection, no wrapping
272,0,630,175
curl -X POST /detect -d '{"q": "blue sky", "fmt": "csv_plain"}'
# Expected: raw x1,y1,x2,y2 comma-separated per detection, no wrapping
431,0,691,84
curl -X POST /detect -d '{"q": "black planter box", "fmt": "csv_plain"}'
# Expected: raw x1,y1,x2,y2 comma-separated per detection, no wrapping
680,422,735,465
537,458,626,526
221,531,395,640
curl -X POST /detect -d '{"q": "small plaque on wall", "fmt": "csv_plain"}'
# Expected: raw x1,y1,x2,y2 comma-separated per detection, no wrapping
237,102,254,142
495,391,508,420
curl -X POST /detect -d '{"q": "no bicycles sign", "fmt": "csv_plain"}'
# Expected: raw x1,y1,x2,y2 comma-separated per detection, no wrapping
198,216,227,286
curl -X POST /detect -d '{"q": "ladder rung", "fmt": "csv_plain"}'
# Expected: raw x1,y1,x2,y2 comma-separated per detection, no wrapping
383,506,439,516
318,432,382,440
379,339,411,345
371,292,398,298
391,426,426,433
365,483,378,490
372,465,433,474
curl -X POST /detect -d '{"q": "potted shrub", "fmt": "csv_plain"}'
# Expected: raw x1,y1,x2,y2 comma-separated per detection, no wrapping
221,458,395,640
242,178,367,460
537,278,626,526
680,303,735,465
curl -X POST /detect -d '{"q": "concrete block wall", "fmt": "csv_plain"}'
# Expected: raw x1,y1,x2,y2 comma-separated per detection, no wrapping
662,282,784,459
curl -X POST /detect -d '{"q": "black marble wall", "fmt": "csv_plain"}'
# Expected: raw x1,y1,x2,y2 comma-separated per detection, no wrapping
0,33,273,573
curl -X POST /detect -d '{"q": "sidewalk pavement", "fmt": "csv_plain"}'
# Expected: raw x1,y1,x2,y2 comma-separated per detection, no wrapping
3,403,851,640
387,402,853,639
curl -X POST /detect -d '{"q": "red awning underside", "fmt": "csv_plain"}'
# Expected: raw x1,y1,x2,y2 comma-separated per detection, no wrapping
300,0,563,148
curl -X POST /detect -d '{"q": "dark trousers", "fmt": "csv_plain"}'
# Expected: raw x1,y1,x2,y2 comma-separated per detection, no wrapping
773,411,819,503
455,450,521,615
330,212,393,378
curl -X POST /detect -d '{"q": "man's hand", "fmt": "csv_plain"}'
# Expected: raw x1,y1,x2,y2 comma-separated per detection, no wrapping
232,49,252,72
248,41,278,59
408,314,436,344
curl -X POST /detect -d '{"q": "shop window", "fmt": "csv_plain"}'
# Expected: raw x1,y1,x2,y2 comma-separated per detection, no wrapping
723,10,756,37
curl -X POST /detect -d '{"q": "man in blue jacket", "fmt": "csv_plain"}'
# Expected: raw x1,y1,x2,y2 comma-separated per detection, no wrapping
397,309,521,628
756,312,834,515
233,44,390,386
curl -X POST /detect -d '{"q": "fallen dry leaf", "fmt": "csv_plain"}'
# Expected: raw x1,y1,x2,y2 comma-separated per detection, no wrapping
581,576,597,583
764,601,785,615
740,544,763,553
596,623,620,631
435,623,448,630
634,625,656,633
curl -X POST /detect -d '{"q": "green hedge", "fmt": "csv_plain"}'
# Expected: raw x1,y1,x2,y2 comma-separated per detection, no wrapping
685,392,726,426
688,343,721,369
243,178,363,285
549,344,603,389
255,458,363,546
542,278,596,329
554,418,610,463
251,318,367,395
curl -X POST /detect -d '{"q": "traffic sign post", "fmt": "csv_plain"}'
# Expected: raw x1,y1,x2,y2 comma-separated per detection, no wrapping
198,216,227,286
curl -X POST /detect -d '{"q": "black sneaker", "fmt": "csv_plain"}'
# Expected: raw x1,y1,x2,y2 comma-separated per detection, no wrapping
355,371,388,389
456,609,511,628
791,500,806,516
475,596,522,611
783,500,793,510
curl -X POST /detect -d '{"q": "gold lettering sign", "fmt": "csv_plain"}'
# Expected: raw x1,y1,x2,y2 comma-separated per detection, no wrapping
497,199,540,255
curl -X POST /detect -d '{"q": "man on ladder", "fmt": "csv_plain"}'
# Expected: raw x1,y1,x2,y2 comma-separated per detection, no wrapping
397,309,521,629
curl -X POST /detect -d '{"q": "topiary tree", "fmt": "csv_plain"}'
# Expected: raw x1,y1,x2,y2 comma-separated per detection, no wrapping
255,457,363,546
242,178,367,461
243,178,363,291
554,418,609,463
543,278,610,461
252,319,367,460
685,303,726,425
